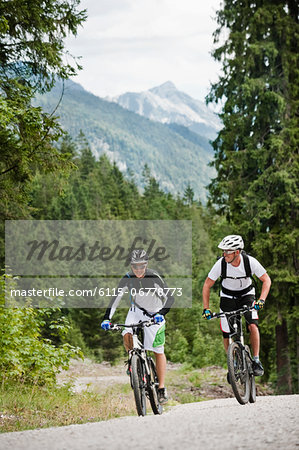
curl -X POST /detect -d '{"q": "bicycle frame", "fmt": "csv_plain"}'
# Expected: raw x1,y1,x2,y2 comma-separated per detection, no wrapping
212,306,253,355
227,309,247,371
211,306,256,404
110,319,162,416
129,324,153,393
111,319,153,373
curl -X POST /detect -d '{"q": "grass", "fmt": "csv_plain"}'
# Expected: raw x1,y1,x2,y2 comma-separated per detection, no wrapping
0,379,136,433
165,364,230,404
0,366,213,432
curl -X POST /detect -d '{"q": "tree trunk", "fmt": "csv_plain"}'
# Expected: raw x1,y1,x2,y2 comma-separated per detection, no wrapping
275,314,292,394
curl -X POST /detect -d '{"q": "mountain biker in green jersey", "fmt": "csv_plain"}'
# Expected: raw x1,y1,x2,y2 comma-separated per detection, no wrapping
202,235,271,377
101,249,174,404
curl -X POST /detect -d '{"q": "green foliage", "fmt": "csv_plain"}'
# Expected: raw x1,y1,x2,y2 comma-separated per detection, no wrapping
191,328,226,368
0,276,82,384
0,78,70,221
61,316,92,358
28,136,141,222
0,0,87,90
183,184,195,206
24,133,220,367
207,0,299,391
166,329,189,363
0,0,87,222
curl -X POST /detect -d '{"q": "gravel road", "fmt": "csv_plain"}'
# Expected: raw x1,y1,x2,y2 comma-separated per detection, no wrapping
0,395,298,450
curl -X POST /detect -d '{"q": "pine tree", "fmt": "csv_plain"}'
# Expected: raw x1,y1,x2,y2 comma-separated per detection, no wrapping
183,184,195,206
0,0,87,220
207,0,299,392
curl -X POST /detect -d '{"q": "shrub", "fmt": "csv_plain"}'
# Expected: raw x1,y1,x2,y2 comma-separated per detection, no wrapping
0,275,83,384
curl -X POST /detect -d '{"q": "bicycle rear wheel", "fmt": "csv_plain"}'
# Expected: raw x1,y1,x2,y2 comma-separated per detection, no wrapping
147,357,162,415
227,342,250,405
131,353,147,416
245,345,256,403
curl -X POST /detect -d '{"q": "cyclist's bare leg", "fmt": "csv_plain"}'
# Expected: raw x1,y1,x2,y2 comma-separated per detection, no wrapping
154,352,166,388
248,323,260,357
123,332,133,353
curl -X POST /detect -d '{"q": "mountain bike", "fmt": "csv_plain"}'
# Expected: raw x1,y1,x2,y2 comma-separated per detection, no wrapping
110,319,163,416
211,306,256,405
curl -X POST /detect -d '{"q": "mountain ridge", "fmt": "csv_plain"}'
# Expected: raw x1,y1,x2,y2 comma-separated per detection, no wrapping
111,81,221,139
34,79,216,202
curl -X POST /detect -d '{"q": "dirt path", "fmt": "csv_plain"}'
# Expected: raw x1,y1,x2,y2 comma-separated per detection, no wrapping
57,359,129,393
56,358,271,401
1,395,298,450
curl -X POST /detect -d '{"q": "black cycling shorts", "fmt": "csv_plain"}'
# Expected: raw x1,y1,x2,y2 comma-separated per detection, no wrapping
220,294,258,338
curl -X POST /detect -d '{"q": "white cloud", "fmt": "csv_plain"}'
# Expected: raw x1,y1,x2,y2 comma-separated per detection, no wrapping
66,0,223,100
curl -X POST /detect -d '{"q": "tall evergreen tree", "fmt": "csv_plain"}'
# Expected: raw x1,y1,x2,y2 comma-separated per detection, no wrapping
183,184,195,206
0,0,87,220
207,0,298,392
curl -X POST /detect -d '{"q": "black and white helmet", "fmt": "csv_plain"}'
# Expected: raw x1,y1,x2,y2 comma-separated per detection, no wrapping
218,235,244,250
130,249,149,264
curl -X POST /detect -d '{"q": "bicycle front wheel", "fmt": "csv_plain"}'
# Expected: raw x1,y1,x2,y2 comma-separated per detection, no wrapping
131,353,147,416
227,342,250,405
249,373,256,403
147,357,162,415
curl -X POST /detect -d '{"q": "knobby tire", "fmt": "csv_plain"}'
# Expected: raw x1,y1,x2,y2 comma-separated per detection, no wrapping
147,357,163,415
131,353,147,416
245,345,256,403
227,342,250,405
249,374,256,403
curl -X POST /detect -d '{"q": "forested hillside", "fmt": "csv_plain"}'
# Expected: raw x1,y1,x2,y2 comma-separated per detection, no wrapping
1,132,226,378
34,79,214,202
27,134,225,366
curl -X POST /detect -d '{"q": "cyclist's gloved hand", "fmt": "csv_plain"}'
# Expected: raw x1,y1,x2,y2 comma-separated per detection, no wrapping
253,299,265,310
101,320,111,330
153,313,164,324
202,308,212,320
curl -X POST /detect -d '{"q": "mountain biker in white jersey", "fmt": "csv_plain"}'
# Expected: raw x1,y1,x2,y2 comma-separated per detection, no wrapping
101,249,174,404
202,235,271,377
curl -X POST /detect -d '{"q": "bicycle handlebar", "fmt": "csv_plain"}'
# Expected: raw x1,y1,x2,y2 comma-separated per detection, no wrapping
110,319,155,331
211,305,254,320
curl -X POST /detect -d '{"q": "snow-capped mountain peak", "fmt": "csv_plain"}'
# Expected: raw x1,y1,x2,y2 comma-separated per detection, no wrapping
111,82,221,139
149,80,177,95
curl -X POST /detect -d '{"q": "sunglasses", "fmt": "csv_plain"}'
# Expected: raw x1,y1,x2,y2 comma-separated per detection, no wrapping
131,263,147,270
222,250,236,255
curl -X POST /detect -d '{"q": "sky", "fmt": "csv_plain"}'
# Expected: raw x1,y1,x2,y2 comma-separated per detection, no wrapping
65,0,223,102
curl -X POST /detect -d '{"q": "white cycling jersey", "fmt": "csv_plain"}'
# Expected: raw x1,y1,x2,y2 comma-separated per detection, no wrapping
208,254,266,298
122,306,165,354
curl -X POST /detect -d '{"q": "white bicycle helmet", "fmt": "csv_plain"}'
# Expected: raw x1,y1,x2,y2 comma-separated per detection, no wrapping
130,249,149,264
218,235,244,250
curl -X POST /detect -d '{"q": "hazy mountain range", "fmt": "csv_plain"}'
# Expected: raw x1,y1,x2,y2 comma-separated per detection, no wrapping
35,80,220,201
